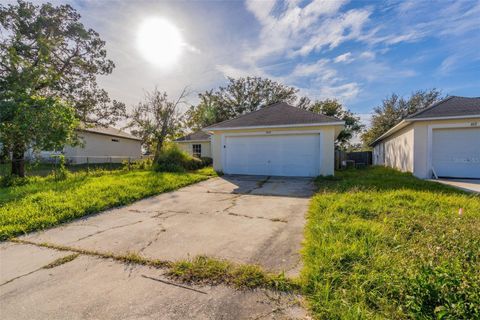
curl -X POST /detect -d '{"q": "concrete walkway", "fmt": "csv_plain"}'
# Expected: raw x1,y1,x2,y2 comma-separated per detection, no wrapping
432,178,480,193
0,175,314,319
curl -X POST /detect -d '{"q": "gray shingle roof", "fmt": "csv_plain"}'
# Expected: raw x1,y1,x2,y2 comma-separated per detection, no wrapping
81,126,142,141
407,96,480,119
175,131,211,141
204,102,342,129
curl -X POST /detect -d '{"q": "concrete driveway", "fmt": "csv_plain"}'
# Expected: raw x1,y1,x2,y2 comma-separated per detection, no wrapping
432,178,480,193
0,175,315,319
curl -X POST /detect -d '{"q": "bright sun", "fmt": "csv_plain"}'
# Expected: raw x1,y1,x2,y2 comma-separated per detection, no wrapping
137,18,183,67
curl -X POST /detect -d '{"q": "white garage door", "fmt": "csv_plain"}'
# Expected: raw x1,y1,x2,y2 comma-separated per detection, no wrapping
432,127,480,178
224,134,320,177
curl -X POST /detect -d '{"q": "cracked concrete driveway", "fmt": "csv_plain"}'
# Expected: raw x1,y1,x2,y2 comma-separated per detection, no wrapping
0,175,315,319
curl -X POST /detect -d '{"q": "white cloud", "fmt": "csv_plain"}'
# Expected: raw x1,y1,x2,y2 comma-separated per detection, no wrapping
319,82,361,101
291,59,331,77
244,0,354,60
302,82,361,102
294,8,371,56
214,0,368,104
215,64,266,79
244,0,276,21
359,51,375,60
334,52,353,63
291,59,360,102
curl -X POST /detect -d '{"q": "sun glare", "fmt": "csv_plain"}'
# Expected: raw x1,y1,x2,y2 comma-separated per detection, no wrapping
137,18,183,67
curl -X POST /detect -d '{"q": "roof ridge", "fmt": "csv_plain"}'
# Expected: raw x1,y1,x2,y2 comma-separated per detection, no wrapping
449,95,480,99
81,125,142,141
406,96,454,119
203,102,284,129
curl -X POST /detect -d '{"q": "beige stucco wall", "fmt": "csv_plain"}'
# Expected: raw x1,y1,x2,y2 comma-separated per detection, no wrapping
373,117,480,178
64,132,142,164
208,125,342,176
176,141,212,158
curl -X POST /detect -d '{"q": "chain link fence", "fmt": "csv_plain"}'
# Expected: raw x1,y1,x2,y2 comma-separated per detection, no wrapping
1,155,148,177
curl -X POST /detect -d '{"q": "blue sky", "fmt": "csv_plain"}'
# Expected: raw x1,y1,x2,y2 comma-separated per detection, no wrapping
21,0,480,124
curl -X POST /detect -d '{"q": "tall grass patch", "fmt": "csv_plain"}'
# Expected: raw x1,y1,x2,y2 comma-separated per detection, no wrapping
302,167,480,319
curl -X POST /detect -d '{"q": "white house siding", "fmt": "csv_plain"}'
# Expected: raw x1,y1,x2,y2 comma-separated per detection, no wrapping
209,125,340,176
64,131,142,164
373,143,384,166
176,141,212,158
380,126,415,173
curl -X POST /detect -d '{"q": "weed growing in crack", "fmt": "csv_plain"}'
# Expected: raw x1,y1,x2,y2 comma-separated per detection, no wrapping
43,254,79,269
12,239,298,293
167,256,300,292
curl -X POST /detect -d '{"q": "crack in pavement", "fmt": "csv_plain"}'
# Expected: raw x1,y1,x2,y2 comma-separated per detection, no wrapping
250,291,302,320
152,210,191,218
218,178,271,215
139,224,167,253
0,253,78,287
220,178,291,223
250,306,287,320
0,267,44,287
141,275,208,294
227,212,288,223
222,194,242,213
75,220,144,242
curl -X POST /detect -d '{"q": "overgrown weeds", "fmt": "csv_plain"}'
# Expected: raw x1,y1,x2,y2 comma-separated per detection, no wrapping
302,166,480,319
167,256,300,291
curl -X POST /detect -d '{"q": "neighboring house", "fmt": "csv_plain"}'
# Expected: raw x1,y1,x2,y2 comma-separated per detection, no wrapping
371,96,480,179
202,102,344,177
175,131,212,158
28,126,143,164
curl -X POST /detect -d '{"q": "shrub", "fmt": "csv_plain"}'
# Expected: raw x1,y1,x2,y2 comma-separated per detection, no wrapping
200,157,213,166
0,174,29,188
52,155,70,181
123,157,153,171
154,144,204,172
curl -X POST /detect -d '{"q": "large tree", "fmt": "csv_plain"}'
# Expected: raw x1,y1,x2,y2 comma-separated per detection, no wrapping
0,1,125,176
303,99,364,149
127,88,186,162
361,89,443,146
186,77,309,129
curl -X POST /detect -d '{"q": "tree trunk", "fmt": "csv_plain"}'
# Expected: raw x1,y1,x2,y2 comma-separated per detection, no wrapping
11,144,26,177
153,137,164,163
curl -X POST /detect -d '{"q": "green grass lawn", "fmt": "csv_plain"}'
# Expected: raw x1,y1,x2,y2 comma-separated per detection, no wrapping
0,161,126,177
0,167,215,240
302,167,480,319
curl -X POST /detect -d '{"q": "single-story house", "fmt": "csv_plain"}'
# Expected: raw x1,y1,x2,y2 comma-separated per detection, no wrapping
175,131,212,158
200,102,344,177
28,126,143,164
371,96,480,179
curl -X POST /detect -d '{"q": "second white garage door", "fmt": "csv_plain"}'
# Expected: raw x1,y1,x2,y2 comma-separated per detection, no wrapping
224,134,320,177
432,127,480,178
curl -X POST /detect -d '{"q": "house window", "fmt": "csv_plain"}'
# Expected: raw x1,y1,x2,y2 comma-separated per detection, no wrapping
112,139,119,142
192,144,201,157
